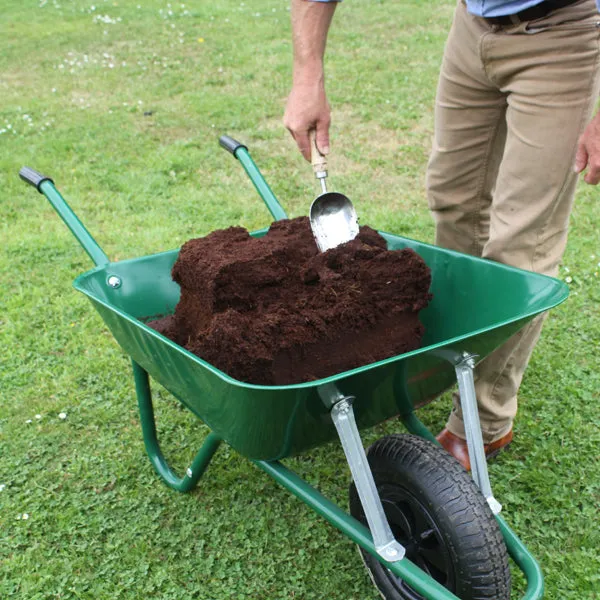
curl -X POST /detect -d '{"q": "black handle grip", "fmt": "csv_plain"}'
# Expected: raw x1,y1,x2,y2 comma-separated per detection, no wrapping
219,135,247,156
19,167,54,193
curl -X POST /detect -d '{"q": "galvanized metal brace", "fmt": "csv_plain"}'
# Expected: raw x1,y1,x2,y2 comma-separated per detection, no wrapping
435,349,502,515
318,383,406,563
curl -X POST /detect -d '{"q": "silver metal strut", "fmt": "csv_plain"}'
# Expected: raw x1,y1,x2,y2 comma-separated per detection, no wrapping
435,350,502,515
318,383,405,562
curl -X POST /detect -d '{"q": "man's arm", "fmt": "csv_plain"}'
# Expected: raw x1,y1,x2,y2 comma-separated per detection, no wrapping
283,0,338,161
575,111,600,185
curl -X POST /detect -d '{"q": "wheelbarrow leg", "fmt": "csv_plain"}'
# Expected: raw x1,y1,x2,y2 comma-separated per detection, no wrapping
454,353,502,513
132,360,222,492
433,349,502,515
317,383,405,564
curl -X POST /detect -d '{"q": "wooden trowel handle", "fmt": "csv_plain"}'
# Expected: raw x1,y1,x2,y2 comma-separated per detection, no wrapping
310,131,328,178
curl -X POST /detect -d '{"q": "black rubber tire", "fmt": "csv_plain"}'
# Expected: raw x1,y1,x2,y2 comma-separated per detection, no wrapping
349,434,511,600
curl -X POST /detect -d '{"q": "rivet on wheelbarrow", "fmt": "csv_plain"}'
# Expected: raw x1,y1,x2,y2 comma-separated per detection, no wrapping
107,276,122,289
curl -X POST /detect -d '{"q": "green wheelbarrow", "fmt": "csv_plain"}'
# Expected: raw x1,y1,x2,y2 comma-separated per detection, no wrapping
19,136,567,600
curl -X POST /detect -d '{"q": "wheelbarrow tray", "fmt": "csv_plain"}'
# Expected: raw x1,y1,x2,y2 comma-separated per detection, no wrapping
75,228,568,461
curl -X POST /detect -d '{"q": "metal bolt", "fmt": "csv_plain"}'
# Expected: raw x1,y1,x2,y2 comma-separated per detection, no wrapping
186,468,193,478
107,275,121,289
338,398,354,414
460,351,477,369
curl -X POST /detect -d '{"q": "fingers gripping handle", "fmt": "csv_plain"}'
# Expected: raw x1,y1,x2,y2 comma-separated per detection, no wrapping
19,167,54,193
310,131,328,180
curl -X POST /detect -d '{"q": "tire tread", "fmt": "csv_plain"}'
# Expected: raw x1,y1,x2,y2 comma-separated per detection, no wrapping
349,434,511,600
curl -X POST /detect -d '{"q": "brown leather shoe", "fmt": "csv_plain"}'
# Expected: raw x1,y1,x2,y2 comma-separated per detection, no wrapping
435,428,513,471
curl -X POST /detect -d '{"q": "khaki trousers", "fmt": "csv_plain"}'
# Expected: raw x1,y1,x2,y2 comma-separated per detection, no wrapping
426,0,600,442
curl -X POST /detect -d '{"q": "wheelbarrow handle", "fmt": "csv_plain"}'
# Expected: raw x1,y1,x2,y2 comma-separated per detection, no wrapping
19,166,110,267
218,134,288,222
19,166,55,193
219,135,247,156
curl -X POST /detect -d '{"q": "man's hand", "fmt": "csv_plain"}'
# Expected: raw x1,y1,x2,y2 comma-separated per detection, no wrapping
284,73,331,161
284,0,337,161
574,111,600,184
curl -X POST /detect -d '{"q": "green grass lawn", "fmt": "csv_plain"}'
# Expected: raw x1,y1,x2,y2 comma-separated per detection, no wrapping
1,0,599,598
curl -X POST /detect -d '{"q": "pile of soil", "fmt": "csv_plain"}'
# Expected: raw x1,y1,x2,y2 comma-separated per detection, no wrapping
149,217,432,385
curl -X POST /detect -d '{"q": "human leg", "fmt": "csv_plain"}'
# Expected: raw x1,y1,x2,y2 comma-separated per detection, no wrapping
443,0,600,443
426,1,506,258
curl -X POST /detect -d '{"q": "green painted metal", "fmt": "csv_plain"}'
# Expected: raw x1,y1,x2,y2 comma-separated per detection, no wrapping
400,412,439,444
233,146,288,221
39,180,109,267
73,241,567,460
33,160,569,461
133,360,222,492
392,361,439,443
497,515,545,599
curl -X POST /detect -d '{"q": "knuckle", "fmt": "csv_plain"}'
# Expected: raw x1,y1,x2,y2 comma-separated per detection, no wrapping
589,158,600,172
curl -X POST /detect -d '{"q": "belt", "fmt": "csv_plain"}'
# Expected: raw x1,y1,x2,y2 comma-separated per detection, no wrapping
485,0,580,25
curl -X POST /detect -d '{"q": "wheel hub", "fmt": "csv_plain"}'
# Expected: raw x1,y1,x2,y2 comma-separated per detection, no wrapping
375,484,455,598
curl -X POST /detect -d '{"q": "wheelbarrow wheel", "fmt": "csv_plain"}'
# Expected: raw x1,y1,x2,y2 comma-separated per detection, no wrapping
349,434,510,600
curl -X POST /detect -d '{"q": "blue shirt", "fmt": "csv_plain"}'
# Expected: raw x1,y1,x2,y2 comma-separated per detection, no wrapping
313,0,600,17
